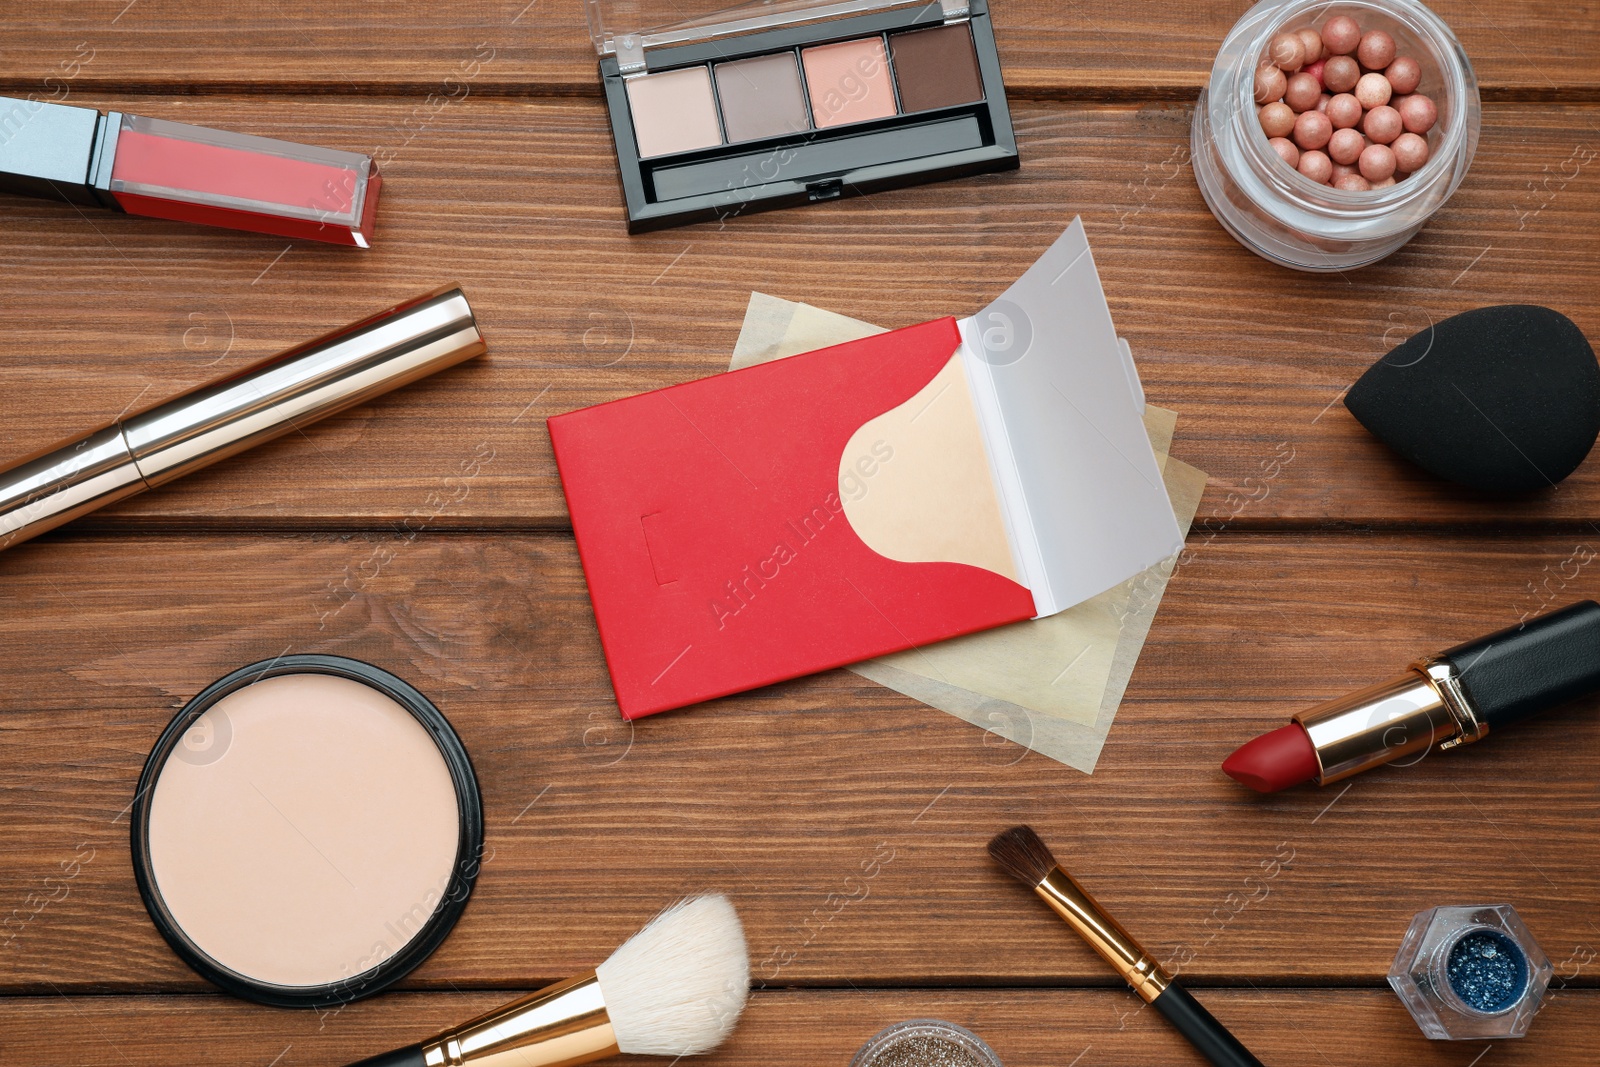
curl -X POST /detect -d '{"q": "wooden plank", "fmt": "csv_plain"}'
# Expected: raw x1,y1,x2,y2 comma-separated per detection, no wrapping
1,988,1597,1067
2,99,1598,531
0,532,1595,992
1,0,1595,96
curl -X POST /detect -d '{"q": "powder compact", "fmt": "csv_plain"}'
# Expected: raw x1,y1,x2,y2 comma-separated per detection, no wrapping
850,1020,1005,1067
584,0,1018,231
130,655,484,1008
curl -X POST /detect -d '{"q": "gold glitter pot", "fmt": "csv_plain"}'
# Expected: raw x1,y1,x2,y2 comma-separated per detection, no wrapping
849,1021,1003,1067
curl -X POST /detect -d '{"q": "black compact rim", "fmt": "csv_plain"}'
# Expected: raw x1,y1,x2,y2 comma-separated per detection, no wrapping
130,654,484,1009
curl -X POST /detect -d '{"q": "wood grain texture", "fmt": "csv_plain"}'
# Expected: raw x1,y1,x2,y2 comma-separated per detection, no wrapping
0,0,1595,97
2,989,1598,1067
2,99,1599,530
0,533,1595,995
5,2,1600,1062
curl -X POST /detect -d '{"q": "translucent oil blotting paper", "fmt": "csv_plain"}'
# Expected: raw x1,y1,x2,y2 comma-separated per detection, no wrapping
730,292,1207,773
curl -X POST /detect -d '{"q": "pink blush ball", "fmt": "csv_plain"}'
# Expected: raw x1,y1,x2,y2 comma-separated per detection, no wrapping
1316,92,1333,112
1391,131,1430,172
1363,104,1403,144
1270,32,1306,71
1327,92,1363,128
1255,63,1288,103
1355,71,1393,109
1386,55,1422,95
1322,15,1361,55
1293,109,1334,150
1322,54,1361,93
1260,101,1297,137
1328,127,1366,165
1397,92,1438,133
1298,149,1333,183
1297,28,1325,64
1357,30,1396,71
1285,72,1323,111
1359,143,1397,181
1335,172,1373,191
1269,137,1301,167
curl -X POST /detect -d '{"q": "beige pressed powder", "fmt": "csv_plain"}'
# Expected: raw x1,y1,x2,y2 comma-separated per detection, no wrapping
133,657,482,1007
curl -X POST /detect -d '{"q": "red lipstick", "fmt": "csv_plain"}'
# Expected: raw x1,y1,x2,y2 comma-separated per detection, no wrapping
0,97,379,246
1224,601,1600,792
1222,723,1320,792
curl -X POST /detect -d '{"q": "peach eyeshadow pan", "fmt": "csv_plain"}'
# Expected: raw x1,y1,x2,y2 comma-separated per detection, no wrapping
131,656,483,1008
801,37,898,129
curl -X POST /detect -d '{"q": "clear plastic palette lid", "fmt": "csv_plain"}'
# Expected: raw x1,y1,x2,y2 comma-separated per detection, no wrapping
585,0,949,60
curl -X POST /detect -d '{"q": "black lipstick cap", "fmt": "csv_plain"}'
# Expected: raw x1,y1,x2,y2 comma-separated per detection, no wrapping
1443,600,1600,730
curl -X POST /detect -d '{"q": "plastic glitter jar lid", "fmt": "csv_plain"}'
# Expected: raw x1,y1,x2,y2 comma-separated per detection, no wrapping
849,1020,1004,1067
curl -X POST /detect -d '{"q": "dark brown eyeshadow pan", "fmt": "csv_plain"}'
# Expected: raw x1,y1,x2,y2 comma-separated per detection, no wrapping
890,23,985,112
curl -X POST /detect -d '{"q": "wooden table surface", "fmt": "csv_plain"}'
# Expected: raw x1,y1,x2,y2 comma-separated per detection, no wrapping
2,2,1597,1065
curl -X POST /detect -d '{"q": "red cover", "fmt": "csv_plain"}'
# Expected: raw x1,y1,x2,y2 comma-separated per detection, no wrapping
548,317,1037,718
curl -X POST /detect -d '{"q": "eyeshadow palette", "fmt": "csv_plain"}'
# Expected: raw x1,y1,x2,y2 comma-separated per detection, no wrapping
585,0,1018,231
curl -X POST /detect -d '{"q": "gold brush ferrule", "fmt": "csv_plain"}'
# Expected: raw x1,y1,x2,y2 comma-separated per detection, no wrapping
420,971,619,1067
1034,868,1172,1003
1293,657,1487,785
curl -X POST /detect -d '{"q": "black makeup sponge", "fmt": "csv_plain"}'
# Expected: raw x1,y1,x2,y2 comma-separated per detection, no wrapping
1344,305,1599,492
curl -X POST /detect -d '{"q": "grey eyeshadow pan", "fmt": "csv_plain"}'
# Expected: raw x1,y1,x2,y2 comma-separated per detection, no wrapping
714,53,812,142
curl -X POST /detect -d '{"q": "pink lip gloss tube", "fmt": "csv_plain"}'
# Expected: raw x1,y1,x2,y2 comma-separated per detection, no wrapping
0,97,380,246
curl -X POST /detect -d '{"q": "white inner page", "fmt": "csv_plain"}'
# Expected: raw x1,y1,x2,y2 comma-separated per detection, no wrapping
957,218,1183,618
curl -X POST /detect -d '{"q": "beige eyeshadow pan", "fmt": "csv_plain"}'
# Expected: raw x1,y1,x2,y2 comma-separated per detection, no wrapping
625,66,725,158
132,656,482,1008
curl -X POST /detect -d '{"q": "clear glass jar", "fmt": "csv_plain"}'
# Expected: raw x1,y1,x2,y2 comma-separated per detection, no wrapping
1192,0,1480,271
1388,904,1553,1040
849,1020,1004,1067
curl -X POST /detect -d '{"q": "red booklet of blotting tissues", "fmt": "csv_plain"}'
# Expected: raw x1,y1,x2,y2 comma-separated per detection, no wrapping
549,220,1183,719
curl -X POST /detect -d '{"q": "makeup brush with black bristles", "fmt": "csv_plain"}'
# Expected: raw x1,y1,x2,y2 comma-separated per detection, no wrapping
345,893,749,1067
988,827,1265,1067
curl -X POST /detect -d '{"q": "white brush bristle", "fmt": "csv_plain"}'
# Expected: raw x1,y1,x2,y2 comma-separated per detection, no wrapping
594,893,750,1056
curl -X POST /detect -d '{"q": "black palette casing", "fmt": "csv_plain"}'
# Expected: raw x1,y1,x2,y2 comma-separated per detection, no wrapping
597,0,1018,232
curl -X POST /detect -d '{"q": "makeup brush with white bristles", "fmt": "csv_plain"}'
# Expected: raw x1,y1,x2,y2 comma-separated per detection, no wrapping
345,893,749,1067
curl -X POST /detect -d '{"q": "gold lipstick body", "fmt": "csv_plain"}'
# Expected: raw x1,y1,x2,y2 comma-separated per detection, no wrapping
1294,655,1486,785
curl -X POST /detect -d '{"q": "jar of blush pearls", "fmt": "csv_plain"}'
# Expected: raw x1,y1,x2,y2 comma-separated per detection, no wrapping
1192,0,1479,271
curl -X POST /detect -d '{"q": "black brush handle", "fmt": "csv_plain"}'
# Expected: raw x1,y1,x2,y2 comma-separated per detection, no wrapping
1152,983,1265,1067
1442,600,1600,729
342,1044,426,1067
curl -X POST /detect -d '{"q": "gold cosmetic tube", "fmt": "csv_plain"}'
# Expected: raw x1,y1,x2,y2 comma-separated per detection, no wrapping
0,284,484,552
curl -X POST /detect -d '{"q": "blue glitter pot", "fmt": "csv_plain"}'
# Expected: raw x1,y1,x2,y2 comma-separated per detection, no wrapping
1388,905,1552,1040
